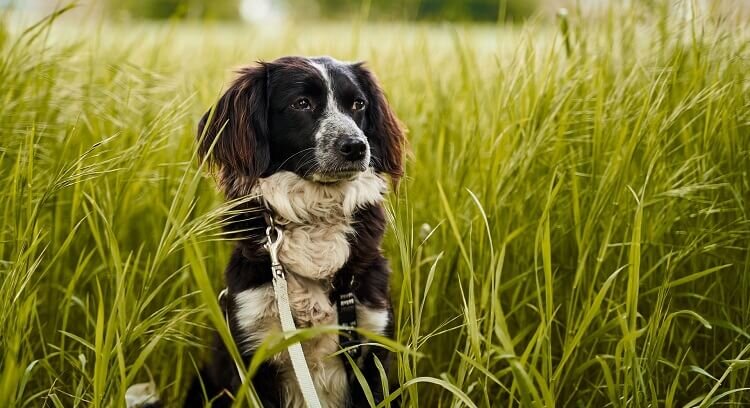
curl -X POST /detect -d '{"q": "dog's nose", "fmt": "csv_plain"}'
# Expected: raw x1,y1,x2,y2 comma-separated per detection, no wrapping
337,137,367,161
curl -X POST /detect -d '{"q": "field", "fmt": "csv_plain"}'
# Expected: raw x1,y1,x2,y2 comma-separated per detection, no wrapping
1,3,750,407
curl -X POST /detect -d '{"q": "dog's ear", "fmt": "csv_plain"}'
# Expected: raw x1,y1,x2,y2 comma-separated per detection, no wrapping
353,62,406,186
198,64,270,193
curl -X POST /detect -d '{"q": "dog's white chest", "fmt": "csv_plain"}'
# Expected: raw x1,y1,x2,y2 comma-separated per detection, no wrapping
277,219,353,279
253,169,386,279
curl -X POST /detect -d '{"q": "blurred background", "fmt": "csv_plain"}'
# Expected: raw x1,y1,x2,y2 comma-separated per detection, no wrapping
2,0,535,22
4,0,749,24
2,0,750,406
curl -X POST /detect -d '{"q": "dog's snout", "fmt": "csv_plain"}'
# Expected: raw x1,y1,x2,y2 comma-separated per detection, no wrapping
337,137,367,162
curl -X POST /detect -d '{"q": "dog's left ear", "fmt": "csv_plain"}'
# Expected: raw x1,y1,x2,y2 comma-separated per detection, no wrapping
353,62,406,186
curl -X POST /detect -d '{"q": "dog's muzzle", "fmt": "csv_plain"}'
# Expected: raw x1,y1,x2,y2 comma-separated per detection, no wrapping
313,113,370,182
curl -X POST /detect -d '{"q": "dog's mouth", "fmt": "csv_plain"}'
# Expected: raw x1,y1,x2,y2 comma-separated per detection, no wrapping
307,139,370,184
309,170,362,184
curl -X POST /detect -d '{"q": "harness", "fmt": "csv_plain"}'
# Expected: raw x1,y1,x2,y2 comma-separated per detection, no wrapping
218,209,362,408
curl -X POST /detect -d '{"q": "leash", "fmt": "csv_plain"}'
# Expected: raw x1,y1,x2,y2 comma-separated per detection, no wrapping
264,216,322,408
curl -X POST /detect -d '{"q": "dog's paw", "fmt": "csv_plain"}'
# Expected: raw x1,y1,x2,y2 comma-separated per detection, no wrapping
125,381,162,408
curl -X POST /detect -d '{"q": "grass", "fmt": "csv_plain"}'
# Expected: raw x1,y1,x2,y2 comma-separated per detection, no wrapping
1,2,749,406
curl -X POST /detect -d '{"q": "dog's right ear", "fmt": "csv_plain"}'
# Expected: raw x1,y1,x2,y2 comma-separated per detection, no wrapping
197,64,270,192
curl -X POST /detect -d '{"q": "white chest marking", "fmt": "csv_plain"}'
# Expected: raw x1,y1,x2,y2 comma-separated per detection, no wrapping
253,169,385,279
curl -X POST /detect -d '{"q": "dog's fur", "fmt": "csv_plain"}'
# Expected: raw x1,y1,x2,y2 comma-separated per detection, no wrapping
184,56,405,407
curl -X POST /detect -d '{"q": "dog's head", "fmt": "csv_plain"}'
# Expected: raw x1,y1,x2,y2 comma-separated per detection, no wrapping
198,56,405,196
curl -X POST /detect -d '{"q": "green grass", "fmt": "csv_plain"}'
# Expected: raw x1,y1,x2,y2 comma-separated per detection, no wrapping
2,3,750,407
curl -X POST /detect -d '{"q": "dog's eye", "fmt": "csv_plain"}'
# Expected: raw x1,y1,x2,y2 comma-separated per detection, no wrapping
291,98,312,111
352,99,366,111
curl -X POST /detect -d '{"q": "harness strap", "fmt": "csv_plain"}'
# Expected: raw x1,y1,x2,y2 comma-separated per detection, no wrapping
335,279,362,359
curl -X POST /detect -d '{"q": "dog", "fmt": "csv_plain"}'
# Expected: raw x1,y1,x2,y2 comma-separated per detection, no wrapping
184,56,405,407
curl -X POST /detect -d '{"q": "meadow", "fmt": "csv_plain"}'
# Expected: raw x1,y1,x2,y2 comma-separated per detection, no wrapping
1,3,749,407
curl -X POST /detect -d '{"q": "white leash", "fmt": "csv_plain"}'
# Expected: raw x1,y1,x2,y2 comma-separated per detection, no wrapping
264,224,322,408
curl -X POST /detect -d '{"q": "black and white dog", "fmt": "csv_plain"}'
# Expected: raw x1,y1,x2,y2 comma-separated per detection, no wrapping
184,56,405,407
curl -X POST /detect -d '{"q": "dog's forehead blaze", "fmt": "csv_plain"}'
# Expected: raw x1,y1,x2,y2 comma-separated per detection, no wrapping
307,57,362,96
263,57,365,107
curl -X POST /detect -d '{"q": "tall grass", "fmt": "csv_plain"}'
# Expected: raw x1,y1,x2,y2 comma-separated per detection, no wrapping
1,2,749,406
